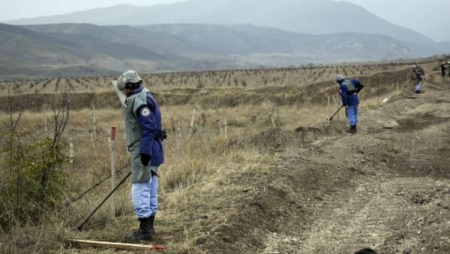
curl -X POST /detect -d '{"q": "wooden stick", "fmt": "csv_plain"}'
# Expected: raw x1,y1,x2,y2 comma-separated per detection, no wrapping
92,104,97,140
224,118,228,139
177,120,182,151
189,109,196,137
69,135,74,164
65,239,166,251
327,96,330,114
110,127,116,218
201,113,212,147
215,108,223,135
171,118,180,153
43,112,48,136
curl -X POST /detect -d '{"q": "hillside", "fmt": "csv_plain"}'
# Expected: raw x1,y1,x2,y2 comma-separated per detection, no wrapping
7,0,434,46
2,22,447,79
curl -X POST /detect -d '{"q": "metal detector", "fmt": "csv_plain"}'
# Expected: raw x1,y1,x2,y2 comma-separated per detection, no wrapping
327,105,344,121
76,171,131,231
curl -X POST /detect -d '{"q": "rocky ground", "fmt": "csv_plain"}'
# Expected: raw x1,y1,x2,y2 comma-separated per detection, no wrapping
193,76,450,254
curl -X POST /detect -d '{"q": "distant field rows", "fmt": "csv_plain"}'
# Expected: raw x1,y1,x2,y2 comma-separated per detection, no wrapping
0,62,412,97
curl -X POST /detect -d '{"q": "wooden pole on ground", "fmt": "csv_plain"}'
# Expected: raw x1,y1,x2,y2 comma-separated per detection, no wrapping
326,87,331,115
189,109,196,137
92,104,97,143
90,131,94,147
378,81,380,105
333,94,341,121
252,110,257,124
201,113,212,147
269,107,276,128
43,112,48,137
177,120,182,148
69,130,74,164
224,118,228,139
65,239,166,251
171,118,180,154
216,108,223,136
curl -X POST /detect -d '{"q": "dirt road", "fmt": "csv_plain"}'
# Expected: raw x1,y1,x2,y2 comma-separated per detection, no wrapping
197,77,450,254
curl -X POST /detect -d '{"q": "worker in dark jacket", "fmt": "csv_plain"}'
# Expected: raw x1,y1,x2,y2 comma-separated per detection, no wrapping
117,70,165,242
336,75,364,134
441,62,447,78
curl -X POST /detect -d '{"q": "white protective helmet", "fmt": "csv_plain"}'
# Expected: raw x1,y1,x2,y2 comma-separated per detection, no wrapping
117,70,142,91
336,74,345,83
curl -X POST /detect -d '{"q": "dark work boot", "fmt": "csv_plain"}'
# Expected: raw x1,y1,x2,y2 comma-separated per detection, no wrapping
149,215,156,235
127,217,153,241
350,125,357,134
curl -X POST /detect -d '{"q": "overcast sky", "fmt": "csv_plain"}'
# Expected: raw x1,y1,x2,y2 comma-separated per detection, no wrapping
0,0,448,41
339,0,449,41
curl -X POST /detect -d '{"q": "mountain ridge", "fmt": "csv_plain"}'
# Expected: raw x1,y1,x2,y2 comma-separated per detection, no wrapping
6,0,435,46
1,22,448,79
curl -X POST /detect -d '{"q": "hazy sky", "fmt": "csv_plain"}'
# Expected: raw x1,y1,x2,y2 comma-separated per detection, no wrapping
0,0,184,21
339,0,450,41
0,0,448,41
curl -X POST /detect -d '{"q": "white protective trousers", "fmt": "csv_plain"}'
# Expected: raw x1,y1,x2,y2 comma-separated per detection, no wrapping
131,165,160,218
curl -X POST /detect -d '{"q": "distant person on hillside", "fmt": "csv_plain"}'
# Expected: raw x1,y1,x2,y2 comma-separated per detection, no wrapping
336,74,364,134
411,65,422,94
448,61,450,77
116,70,166,242
414,64,425,77
441,62,447,78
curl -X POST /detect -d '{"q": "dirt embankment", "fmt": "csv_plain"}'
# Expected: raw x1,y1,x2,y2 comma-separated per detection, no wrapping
195,75,450,253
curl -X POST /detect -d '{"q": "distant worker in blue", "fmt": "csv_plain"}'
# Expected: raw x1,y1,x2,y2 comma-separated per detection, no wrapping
117,70,166,242
336,75,365,134
411,65,423,94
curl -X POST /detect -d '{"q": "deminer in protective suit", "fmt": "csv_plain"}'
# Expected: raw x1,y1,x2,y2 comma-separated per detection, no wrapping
411,65,423,94
116,70,165,242
336,75,365,134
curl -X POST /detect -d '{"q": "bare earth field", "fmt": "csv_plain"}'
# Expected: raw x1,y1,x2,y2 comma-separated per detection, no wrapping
57,71,450,254
178,77,450,253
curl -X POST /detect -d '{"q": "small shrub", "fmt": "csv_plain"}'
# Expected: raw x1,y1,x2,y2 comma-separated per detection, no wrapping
0,133,69,231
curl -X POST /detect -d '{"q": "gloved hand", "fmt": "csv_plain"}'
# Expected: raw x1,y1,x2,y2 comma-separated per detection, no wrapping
140,153,151,166
356,84,364,93
159,130,167,141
